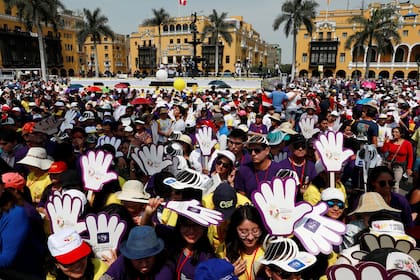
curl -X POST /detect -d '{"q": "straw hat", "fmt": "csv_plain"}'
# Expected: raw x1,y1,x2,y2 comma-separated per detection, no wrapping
348,192,400,216
269,113,282,123
17,147,53,170
278,122,297,135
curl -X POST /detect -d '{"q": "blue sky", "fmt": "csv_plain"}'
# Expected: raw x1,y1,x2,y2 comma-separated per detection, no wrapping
61,0,420,63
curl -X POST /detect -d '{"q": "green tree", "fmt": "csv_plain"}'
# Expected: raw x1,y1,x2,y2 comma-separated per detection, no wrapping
5,0,65,81
345,7,400,79
143,8,171,66
77,8,114,78
201,9,235,76
273,0,318,78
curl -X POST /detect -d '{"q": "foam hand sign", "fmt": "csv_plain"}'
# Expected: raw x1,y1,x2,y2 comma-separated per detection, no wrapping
294,202,346,255
315,131,354,172
81,151,117,192
327,262,419,280
273,151,288,163
131,144,172,176
84,213,127,261
60,109,77,132
252,177,312,236
46,194,86,233
165,199,223,226
196,126,217,156
97,136,122,151
299,118,320,139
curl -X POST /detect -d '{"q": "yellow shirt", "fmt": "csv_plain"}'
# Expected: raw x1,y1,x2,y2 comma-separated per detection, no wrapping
46,258,108,280
218,247,264,280
27,172,51,203
303,181,348,208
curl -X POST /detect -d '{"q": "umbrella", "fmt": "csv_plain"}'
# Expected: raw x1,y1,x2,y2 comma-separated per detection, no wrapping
69,84,84,89
356,98,373,105
361,81,376,90
86,86,102,92
114,83,128,89
131,97,152,105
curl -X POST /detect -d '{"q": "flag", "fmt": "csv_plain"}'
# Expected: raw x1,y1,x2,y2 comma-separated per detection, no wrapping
179,0,187,5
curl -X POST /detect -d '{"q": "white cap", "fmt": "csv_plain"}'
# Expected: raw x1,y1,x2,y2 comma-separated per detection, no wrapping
321,188,345,203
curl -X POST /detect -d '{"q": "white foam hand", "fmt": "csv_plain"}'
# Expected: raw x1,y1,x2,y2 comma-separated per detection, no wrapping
196,127,217,156
273,151,288,163
299,118,320,139
60,109,77,132
130,144,172,176
294,202,346,255
83,213,127,260
315,131,354,172
252,177,312,236
81,151,117,192
46,194,86,233
165,199,223,226
97,136,122,151
327,261,419,280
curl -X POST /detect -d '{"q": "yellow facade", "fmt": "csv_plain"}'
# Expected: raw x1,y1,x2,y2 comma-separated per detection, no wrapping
295,1,420,79
129,15,272,75
83,33,129,77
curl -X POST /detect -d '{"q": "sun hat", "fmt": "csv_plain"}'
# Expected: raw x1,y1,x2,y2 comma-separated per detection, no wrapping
269,113,282,123
177,134,193,148
378,113,387,119
216,150,236,165
260,236,316,273
1,172,25,191
348,192,401,216
48,161,68,174
278,122,297,135
247,135,269,146
195,258,238,280
116,180,150,204
267,130,288,146
119,226,164,260
213,182,238,220
17,147,53,170
321,188,345,203
330,110,339,117
237,124,249,133
47,228,92,265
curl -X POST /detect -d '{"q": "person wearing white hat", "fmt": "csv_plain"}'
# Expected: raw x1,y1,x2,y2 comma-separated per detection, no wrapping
116,180,151,225
17,147,53,203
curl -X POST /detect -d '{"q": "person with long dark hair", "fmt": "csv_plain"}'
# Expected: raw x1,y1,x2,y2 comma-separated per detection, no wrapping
224,205,267,280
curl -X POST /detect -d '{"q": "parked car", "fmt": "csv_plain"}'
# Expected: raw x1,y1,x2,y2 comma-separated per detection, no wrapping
208,80,231,88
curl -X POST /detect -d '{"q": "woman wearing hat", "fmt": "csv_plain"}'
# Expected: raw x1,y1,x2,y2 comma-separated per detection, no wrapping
101,226,174,280
205,150,236,195
46,228,108,280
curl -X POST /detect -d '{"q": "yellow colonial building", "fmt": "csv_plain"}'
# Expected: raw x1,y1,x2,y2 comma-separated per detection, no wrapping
129,15,273,76
295,1,420,80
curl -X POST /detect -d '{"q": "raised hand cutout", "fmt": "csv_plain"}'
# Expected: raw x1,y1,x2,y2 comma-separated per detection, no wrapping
315,131,354,172
299,118,320,139
252,177,312,236
165,199,223,226
46,194,86,233
81,151,117,192
130,144,172,176
196,127,217,156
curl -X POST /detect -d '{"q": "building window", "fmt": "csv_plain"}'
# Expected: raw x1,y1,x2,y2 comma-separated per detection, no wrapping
403,30,408,36
226,56,230,64
104,46,108,50
169,25,175,32
105,54,109,58
327,32,332,40
342,32,347,38
184,38,188,43
90,46,94,50
318,32,323,40
340,53,345,62
170,39,174,44
177,38,181,44
302,53,307,62
149,40,152,46
304,34,308,39
104,37,108,41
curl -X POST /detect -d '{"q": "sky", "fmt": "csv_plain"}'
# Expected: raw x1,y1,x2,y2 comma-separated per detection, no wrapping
61,0,420,63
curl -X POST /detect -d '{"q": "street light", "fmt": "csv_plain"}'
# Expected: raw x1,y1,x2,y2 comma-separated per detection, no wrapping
417,59,420,88
187,12,202,78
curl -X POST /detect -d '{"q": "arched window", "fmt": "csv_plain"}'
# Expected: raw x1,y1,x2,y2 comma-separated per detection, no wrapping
169,25,175,32
176,24,181,32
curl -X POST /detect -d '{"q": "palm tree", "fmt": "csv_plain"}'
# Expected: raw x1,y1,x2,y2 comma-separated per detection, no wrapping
77,8,114,78
345,7,400,79
143,8,171,66
273,0,318,79
201,9,235,76
5,0,65,81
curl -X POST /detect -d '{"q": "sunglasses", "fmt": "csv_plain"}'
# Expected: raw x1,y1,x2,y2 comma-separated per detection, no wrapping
216,160,230,168
247,147,266,154
292,142,306,150
326,200,345,209
378,180,395,188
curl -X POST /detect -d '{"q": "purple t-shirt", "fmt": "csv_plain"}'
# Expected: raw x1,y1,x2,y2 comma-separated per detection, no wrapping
234,161,282,198
276,158,318,184
103,254,175,280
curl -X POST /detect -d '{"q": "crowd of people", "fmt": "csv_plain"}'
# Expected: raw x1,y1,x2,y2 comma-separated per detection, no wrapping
0,76,419,280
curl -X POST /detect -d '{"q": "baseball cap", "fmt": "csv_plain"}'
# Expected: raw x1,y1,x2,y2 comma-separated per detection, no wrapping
47,228,91,265
213,182,237,220
1,172,25,191
48,161,68,174
195,258,238,280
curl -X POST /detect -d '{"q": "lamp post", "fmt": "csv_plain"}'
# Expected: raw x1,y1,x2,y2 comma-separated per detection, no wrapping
187,12,201,78
90,54,94,77
417,60,420,88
